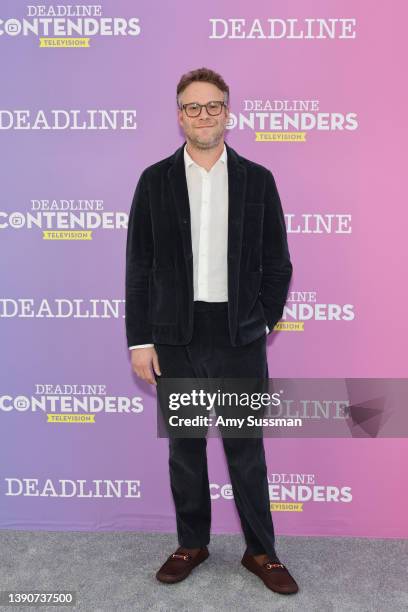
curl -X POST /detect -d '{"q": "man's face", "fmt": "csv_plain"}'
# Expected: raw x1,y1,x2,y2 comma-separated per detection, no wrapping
177,81,229,150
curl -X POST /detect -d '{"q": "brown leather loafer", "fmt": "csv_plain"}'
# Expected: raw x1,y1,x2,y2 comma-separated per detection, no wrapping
241,550,299,594
156,546,209,583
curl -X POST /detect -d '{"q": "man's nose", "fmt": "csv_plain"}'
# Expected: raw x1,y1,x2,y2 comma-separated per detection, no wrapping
199,106,212,119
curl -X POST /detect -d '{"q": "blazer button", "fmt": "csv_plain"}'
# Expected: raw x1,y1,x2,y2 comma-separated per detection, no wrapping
182,218,188,224
259,265,263,271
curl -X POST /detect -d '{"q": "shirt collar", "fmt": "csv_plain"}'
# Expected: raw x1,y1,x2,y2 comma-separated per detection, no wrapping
184,142,227,169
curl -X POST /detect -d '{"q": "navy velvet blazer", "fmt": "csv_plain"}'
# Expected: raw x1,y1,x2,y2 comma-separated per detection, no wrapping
125,141,292,347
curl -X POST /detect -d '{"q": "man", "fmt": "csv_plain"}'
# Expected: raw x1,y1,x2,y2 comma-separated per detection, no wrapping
125,67,298,595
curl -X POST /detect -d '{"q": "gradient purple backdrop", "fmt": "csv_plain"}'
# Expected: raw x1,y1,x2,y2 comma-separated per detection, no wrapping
0,1,407,538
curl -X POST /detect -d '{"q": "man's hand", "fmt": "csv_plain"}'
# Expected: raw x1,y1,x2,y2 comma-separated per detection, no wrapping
130,346,161,386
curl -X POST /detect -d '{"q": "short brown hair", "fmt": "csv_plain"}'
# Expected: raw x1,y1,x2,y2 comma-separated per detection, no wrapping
176,67,229,108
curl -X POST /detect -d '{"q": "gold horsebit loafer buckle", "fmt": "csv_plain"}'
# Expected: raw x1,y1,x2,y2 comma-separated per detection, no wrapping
264,562,285,570
171,552,192,561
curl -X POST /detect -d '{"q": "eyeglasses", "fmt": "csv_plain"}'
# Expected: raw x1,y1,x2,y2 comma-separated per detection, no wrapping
180,100,227,118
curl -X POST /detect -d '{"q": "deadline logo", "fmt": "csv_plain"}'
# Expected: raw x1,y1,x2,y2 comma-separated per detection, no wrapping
0,4,141,47
227,99,358,142
0,297,126,321
0,383,144,422
3,478,142,498
209,17,357,40
0,198,129,241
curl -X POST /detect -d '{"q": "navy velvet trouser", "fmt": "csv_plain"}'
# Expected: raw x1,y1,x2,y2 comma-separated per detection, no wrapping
154,300,278,560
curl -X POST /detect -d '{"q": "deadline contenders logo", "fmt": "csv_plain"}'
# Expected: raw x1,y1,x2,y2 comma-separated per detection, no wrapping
227,99,358,142
0,198,129,240
0,4,141,47
0,383,144,421
277,290,355,332
211,472,353,511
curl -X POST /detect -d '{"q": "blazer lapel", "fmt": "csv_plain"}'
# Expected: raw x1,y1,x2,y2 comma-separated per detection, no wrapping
167,142,193,260
167,141,247,316
225,140,246,273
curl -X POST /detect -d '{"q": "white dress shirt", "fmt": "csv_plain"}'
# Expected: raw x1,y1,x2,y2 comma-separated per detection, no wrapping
129,143,269,349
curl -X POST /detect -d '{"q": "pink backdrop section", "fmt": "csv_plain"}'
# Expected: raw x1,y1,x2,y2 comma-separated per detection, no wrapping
0,1,406,538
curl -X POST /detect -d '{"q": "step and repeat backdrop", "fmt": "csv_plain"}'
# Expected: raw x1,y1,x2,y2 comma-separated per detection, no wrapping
1,1,406,538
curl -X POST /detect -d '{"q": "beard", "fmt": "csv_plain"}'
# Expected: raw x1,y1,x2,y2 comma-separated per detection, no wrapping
185,123,225,150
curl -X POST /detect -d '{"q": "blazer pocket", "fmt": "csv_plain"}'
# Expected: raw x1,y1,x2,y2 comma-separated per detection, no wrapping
149,267,177,325
244,269,263,315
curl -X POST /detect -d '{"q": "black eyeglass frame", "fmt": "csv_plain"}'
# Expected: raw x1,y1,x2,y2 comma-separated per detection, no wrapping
179,100,228,117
